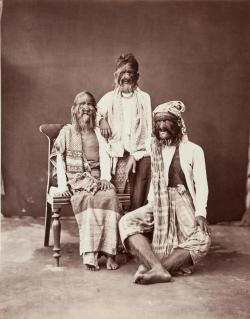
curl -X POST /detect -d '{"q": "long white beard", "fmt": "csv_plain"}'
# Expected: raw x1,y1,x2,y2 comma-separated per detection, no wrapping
78,114,94,131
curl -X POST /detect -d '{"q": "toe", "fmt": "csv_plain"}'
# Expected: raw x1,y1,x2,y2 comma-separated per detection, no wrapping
134,274,144,284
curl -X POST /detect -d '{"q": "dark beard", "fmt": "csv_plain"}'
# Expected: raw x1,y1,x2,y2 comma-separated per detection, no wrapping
155,132,181,147
155,134,172,146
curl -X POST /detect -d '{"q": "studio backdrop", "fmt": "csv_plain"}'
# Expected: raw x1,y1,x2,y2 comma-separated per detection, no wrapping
2,0,249,223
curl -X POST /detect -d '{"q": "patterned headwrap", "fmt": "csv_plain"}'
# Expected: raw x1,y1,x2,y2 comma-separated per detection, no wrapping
153,100,187,137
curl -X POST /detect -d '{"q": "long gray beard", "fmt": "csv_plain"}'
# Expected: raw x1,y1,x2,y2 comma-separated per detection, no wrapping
78,115,95,131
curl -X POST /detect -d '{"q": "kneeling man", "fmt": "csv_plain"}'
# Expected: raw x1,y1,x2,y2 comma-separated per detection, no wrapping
119,101,211,284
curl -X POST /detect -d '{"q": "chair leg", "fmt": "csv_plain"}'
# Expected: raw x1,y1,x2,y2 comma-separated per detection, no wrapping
52,208,61,267
44,203,52,247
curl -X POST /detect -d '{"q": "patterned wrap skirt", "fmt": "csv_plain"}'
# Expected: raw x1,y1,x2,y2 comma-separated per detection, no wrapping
119,186,211,264
71,188,121,256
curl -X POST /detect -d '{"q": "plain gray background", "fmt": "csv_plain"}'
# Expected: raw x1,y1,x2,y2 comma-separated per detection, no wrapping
1,0,249,223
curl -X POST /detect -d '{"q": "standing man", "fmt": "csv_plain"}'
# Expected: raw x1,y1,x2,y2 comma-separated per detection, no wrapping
97,53,152,210
52,91,121,271
119,101,211,284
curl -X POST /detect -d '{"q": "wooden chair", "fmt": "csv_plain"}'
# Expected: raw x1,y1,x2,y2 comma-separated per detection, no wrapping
40,124,131,266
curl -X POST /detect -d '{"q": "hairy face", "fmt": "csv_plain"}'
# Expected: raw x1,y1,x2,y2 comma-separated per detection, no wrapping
72,93,96,131
114,63,139,93
154,112,181,145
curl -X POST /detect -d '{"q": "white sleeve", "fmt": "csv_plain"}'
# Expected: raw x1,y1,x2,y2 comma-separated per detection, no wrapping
56,154,68,192
131,93,152,161
131,150,146,161
193,146,209,218
96,92,112,126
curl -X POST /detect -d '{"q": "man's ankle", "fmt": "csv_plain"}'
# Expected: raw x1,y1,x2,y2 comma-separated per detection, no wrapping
152,263,165,272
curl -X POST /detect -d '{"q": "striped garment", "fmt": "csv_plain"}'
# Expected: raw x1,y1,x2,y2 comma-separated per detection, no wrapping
71,188,121,257
119,186,211,264
120,137,211,263
150,137,173,258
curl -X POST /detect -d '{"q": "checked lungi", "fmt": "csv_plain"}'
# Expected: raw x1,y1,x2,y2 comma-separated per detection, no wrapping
119,185,211,264
71,188,121,257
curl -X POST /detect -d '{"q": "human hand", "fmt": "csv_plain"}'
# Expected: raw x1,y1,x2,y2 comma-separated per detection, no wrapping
99,118,112,139
195,216,210,235
125,155,136,180
99,179,114,191
56,187,72,197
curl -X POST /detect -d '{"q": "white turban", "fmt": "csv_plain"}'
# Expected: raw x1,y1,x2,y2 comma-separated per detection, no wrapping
153,101,185,118
153,101,187,138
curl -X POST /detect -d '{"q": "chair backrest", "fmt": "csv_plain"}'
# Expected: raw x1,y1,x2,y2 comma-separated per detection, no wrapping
40,124,64,147
40,124,65,190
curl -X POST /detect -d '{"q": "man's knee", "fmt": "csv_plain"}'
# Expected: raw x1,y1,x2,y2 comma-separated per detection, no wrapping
119,214,129,233
190,233,212,264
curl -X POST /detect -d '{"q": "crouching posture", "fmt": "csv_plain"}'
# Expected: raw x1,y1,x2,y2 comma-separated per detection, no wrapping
52,91,121,271
119,101,211,284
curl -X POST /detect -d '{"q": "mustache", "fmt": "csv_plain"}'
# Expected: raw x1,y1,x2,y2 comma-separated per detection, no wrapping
120,78,132,85
159,128,173,135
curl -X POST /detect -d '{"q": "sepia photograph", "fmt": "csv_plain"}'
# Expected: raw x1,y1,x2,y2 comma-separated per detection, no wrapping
1,0,250,319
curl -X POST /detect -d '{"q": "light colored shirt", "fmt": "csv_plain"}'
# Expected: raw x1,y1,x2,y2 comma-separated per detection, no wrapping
97,89,152,161
147,141,208,218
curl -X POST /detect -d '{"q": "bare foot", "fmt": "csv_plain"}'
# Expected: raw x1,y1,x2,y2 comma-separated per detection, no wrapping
173,266,193,276
83,252,99,271
134,265,171,285
133,264,148,282
106,256,119,270
85,264,100,271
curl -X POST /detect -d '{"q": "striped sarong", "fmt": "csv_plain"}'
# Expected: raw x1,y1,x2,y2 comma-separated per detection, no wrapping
119,186,211,264
71,188,121,257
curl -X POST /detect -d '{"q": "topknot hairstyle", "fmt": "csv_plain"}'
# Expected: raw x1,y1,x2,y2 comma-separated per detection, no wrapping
115,53,139,72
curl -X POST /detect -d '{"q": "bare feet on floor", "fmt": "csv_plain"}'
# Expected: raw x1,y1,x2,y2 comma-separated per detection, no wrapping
106,256,119,270
134,264,148,281
134,265,171,285
83,252,99,271
85,264,100,271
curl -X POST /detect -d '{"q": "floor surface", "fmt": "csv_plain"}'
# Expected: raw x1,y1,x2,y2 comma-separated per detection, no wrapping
1,216,250,319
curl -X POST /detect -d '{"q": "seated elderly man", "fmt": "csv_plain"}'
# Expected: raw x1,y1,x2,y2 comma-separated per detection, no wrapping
52,91,121,271
119,101,211,284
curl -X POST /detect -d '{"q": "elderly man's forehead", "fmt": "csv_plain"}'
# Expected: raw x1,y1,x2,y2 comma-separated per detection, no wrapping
75,93,95,105
116,63,137,74
154,112,178,121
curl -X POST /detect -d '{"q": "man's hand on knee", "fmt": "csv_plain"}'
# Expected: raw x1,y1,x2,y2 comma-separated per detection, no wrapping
195,216,210,235
99,179,114,191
